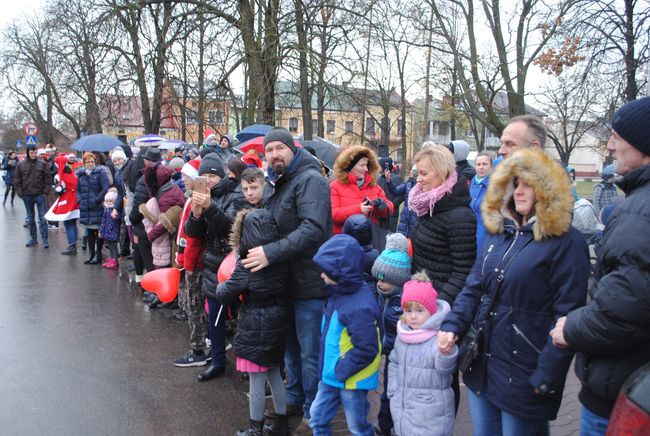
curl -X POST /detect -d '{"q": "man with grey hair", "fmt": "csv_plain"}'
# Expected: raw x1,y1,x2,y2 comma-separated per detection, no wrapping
498,114,547,159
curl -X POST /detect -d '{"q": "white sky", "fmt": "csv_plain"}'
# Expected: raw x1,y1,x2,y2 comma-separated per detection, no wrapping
0,0,44,28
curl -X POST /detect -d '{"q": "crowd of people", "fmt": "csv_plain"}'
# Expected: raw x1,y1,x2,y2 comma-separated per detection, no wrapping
2,96,650,436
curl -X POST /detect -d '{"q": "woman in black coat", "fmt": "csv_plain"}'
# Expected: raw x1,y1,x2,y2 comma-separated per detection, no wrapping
215,208,289,434
76,152,109,264
407,143,477,414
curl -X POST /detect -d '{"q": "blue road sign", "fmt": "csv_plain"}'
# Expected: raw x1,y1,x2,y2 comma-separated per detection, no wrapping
25,135,37,146
16,139,23,147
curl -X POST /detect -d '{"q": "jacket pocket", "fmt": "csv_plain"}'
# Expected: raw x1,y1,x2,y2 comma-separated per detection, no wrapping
512,324,542,355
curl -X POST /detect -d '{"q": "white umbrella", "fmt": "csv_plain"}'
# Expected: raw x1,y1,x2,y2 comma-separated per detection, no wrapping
159,139,186,151
135,134,165,147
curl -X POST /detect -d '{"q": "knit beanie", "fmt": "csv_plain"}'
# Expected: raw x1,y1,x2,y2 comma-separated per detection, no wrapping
111,149,127,163
168,157,185,171
142,147,162,162
198,153,226,178
611,96,650,156
371,233,412,286
263,126,297,154
104,188,118,208
401,279,438,315
181,159,201,180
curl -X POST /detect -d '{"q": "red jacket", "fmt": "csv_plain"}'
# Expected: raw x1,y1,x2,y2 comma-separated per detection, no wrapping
175,197,205,272
330,172,393,234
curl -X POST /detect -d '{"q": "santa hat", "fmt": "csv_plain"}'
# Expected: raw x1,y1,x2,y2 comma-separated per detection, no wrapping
242,153,262,168
181,159,201,180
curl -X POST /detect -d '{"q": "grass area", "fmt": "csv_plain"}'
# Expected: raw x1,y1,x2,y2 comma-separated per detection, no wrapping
577,180,598,199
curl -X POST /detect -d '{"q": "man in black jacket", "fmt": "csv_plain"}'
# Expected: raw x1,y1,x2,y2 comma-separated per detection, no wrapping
243,127,332,429
14,145,51,248
551,97,650,434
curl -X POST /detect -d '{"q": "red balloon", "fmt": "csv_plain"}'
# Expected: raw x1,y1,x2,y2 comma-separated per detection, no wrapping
141,268,181,303
218,252,237,283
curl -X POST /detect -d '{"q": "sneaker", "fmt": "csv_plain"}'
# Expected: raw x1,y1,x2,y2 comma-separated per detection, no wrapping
43,240,49,249
174,350,209,367
25,240,38,247
173,310,188,321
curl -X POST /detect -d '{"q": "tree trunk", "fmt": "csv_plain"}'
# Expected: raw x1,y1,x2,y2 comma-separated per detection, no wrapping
295,0,313,139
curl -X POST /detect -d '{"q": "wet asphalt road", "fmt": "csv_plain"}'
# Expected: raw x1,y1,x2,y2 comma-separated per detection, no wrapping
0,205,249,435
0,204,581,435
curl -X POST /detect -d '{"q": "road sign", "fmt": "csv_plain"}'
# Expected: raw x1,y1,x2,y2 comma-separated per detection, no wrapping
23,123,38,136
16,139,23,147
25,135,37,146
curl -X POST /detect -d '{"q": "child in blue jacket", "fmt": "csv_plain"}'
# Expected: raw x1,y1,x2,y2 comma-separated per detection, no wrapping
311,234,381,436
370,233,412,436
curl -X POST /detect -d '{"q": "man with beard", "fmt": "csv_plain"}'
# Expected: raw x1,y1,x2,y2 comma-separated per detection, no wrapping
242,127,332,433
14,145,51,248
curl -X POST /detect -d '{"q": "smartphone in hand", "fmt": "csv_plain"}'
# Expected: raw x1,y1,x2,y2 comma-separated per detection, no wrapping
194,176,207,194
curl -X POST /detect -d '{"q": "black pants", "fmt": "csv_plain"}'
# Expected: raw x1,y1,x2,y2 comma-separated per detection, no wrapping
86,229,103,261
133,237,154,275
4,184,15,205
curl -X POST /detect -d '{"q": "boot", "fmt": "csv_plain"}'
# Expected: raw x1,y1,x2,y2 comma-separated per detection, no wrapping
81,235,87,250
235,419,263,436
263,414,289,436
61,244,77,255
84,245,96,264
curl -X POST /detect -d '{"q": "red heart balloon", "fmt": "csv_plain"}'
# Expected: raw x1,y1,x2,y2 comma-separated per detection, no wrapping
141,268,181,303
218,252,237,283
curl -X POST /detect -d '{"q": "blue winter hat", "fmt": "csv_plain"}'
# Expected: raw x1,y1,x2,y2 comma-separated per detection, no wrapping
611,96,650,156
371,233,412,286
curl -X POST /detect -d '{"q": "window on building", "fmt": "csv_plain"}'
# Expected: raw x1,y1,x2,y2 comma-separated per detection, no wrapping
365,118,375,134
208,109,225,125
439,121,450,136
428,121,435,137
397,118,405,136
289,117,299,132
326,120,335,134
312,120,318,134
345,121,354,133
185,110,197,125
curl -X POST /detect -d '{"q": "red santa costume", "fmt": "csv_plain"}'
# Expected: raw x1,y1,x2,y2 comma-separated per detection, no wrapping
45,154,82,221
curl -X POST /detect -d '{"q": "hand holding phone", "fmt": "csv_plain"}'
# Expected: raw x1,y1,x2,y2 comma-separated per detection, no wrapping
194,176,207,194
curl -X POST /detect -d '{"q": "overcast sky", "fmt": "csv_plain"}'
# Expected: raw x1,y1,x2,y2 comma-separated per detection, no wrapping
0,0,44,28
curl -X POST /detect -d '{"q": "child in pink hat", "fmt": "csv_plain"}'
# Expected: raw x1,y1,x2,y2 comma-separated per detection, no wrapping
387,272,458,436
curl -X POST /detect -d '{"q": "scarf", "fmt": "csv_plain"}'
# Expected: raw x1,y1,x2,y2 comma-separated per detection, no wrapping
408,172,458,217
473,175,487,184
396,320,437,344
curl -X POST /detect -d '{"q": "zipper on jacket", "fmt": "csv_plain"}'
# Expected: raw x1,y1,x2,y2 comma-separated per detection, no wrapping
481,244,494,276
512,323,542,355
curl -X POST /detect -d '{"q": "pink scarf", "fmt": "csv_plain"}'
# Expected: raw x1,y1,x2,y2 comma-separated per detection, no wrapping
396,320,437,344
408,172,458,217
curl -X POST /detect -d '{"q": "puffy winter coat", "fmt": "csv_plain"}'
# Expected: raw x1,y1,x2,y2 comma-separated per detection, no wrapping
140,197,171,266
144,166,185,244
313,234,381,390
564,163,650,418
377,160,403,233
470,175,489,254
388,301,457,436
14,156,51,197
572,199,603,238
185,177,247,298
386,177,417,237
263,147,332,300
441,148,590,421
378,286,402,356
331,146,393,234
215,209,289,367
76,167,109,226
2,156,18,185
410,177,476,304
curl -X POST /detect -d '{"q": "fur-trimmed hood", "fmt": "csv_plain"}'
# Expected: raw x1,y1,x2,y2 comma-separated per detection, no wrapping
481,148,574,241
333,145,380,186
229,208,281,258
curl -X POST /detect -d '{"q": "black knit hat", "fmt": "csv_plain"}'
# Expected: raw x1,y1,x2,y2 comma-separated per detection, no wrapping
611,96,650,156
199,153,226,178
142,147,161,162
263,127,296,154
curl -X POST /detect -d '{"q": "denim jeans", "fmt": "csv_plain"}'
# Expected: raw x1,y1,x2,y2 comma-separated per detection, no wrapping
284,298,325,419
467,389,549,436
206,297,226,367
309,382,373,436
580,406,609,436
63,219,78,246
23,194,48,242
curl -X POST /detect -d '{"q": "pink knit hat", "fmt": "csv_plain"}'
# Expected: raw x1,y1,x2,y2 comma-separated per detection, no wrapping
401,279,438,315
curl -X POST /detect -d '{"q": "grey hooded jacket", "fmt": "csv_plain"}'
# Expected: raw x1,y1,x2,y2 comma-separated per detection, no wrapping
387,300,457,436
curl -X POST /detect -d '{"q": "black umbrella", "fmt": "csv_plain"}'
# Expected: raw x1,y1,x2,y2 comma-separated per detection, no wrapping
298,136,340,168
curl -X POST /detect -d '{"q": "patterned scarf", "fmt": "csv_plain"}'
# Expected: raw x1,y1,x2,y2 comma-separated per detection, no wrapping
408,172,458,217
396,320,437,344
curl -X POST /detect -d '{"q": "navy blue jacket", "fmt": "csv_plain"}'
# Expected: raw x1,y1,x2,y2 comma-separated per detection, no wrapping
76,167,109,226
342,214,378,289
313,234,381,390
378,286,402,356
441,221,589,420
386,178,417,237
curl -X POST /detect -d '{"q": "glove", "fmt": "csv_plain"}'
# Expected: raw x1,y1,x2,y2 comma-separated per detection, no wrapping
371,198,388,212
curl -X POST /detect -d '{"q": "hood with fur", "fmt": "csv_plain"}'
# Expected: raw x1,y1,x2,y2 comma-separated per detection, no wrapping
229,208,281,258
333,145,379,186
481,148,574,241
